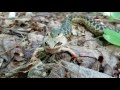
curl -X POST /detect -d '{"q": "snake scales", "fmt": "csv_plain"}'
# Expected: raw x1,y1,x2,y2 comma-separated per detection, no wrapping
50,14,119,37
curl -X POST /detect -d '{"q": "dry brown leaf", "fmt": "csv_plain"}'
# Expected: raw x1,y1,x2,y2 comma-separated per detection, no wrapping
97,47,119,68
103,64,113,76
91,61,101,71
79,57,96,68
47,64,66,78
105,45,120,58
61,61,113,78
69,46,101,59
28,33,44,48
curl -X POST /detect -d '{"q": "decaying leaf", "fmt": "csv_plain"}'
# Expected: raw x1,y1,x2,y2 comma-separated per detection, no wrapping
0,12,120,78
79,57,96,68
61,61,113,78
28,32,44,48
103,64,113,76
91,61,101,71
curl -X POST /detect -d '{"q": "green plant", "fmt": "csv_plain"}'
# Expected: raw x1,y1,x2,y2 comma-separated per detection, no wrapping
103,29,120,46
101,12,120,20
100,12,120,46
110,12,120,20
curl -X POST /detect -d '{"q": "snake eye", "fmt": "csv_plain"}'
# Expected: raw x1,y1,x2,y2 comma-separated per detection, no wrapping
55,42,62,46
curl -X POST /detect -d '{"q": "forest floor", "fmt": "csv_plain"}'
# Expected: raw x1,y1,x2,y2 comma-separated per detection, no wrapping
0,12,119,78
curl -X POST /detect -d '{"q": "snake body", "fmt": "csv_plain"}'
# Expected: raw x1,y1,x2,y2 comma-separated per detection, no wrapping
43,14,119,54
50,14,118,37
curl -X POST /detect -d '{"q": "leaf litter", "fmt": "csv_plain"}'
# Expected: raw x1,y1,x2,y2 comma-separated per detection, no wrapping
0,12,119,78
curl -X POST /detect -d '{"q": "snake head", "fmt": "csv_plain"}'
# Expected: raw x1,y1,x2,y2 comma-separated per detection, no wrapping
43,33,67,54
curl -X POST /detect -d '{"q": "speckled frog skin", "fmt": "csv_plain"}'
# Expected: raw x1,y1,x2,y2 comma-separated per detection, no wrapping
43,14,117,54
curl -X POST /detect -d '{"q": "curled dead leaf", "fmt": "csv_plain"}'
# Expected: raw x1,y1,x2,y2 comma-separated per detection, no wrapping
91,61,101,71
104,64,113,76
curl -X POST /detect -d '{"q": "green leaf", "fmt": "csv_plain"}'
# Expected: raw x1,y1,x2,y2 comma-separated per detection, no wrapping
110,12,120,20
103,29,120,46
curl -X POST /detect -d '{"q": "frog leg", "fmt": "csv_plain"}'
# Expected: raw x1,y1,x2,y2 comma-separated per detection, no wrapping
60,47,78,58
31,47,45,59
